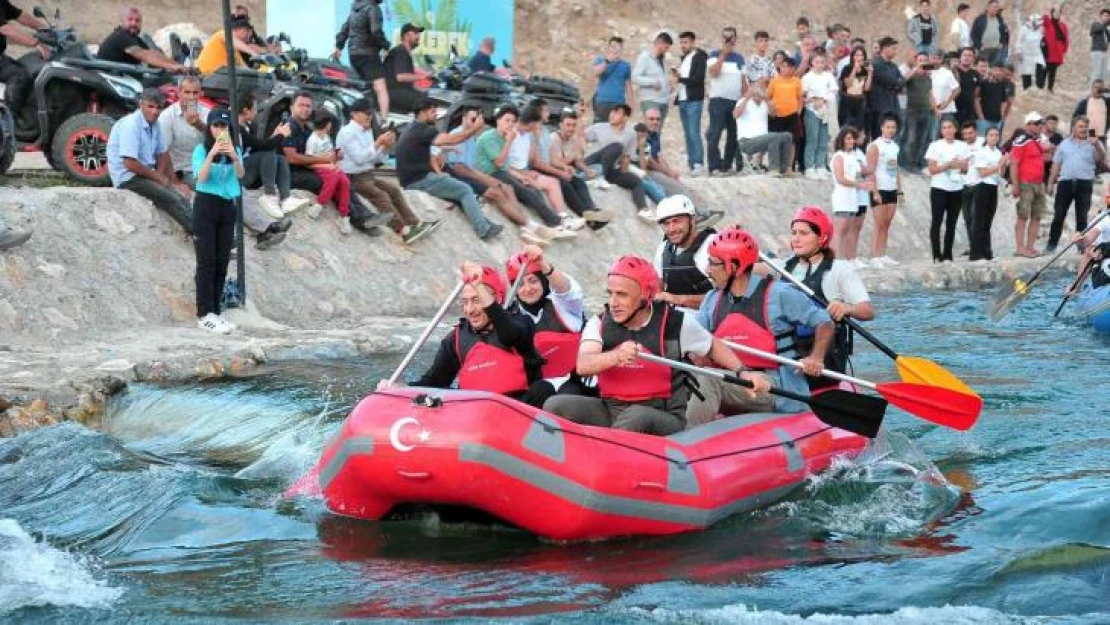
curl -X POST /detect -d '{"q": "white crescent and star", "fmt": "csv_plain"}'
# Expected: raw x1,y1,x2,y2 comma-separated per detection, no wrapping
388,417,430,452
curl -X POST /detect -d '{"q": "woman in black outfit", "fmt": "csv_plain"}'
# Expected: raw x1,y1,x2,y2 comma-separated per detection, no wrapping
839,46,871,131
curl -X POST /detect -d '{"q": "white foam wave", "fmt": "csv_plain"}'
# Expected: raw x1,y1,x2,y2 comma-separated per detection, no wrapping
0,518,123,613
631,603,1041,624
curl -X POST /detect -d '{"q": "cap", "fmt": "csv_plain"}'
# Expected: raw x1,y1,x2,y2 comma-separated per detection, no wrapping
230,16,253,30
139,87,166,107
208,107,233,127
878,36,899,48
349,98,373,114
1024,111,1045,124
401,22,425,36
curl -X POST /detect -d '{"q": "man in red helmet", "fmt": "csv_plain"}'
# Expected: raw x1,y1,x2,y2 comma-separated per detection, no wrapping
543,255,770,435
688,227,833,426
379,261,553,408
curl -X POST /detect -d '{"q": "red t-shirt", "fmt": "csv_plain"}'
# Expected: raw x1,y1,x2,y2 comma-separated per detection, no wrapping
1010,133,1046,184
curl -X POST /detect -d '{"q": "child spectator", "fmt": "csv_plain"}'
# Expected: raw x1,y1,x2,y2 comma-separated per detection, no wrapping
305,111,353,234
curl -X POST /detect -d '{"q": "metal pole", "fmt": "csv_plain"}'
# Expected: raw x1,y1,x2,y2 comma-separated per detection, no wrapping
221,0,246,302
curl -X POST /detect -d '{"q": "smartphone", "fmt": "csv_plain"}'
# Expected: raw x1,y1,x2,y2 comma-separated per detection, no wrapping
922,63,937,71
281,111,290,123
1090,129,1098,139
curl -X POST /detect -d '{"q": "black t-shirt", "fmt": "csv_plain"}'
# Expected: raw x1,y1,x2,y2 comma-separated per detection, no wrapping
282,119,312,168
955,67,980,120
917,15,935,46
395,121,438,187
978,79,1010,122
384,44,415,91
97,26,149,65
0,0,24,56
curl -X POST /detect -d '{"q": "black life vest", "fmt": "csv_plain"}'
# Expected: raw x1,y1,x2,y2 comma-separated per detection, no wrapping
597,302,686,402
660,228,716,295
1094,244,1110,289
783,255,855,382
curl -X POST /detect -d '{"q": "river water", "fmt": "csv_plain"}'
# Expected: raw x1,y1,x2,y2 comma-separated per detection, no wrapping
1,284,1108,624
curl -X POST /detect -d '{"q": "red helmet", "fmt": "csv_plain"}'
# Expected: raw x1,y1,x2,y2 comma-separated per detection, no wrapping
505,252,542,284
708,226,760,274
608,255,660,302
791,205,835,248
470,265,507,304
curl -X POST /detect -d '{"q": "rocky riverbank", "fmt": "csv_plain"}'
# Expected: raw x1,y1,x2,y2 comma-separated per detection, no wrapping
0,174,1087,435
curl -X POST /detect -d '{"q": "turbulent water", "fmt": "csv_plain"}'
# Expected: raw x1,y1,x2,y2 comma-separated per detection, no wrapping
2,283,1108,624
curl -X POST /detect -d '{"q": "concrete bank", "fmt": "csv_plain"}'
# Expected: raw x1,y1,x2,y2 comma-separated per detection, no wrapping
0,174,1086,434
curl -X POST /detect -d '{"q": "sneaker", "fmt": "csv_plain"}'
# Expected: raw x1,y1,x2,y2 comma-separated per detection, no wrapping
550,226,578,240
519,228,551,247
690,164,707,177
258,194,284,219
338,216,353,235
306,203,324,219
637,208,657,224
534,224,561,240
281,196,312,215
197,313,231,334
872,255,900,267
804,169,818,179
255,230,286,250
0,227,32,251
696,210,725,229
478,223,504,241
217,315,237,332
272,217,293,233
402,220,442,245
561,215,587,231
581,209,614,223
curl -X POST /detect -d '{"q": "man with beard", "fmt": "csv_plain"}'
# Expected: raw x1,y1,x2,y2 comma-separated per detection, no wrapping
384,23,425,114
97,6,185,71
652,195,716,309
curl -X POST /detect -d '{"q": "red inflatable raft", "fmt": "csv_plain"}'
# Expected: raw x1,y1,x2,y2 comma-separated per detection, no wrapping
287,388,870,541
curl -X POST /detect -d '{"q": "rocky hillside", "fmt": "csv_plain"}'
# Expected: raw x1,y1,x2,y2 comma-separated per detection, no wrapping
42,0,266,43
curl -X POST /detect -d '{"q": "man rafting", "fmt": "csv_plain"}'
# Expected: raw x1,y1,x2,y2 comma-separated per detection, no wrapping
653,195,717,309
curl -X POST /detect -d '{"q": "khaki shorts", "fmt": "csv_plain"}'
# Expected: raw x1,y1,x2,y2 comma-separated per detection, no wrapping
1017,183,1047,221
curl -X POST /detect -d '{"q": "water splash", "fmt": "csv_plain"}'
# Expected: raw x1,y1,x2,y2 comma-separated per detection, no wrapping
626,603,1047,624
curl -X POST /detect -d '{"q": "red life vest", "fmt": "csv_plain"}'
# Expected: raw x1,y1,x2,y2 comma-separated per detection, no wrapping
530,299,581,379
710,277,787,370
454,323,529,395
597,302,684,402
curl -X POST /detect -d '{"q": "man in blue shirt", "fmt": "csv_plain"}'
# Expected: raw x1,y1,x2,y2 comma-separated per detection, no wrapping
467,37,496,73
107,88,193,233
591,37,634,123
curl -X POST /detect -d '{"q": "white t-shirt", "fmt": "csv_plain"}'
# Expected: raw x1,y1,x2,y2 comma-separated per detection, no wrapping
581,308,714,358
830,151,861,213
305,132,334,157
706,52,745,100
508,133,533,170
950,18,971,48
870,137,901,191
787,258,871,305
801,70,839,115
853,148,869,206
1095,222,1110,245
924,139,971,192
968,145,1002,186
930,66,959,114
735,98,770,139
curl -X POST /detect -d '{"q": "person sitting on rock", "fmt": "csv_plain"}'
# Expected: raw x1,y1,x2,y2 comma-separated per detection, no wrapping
157,76,210,193
639,109,724,227
685,227,832,428
582,104,652,221
235,93,306,249
652,195,717,311
378,261,554,409
543,255,769,436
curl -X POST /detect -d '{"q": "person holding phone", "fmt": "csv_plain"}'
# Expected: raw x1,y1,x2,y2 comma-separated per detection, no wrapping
592,37,635,123
191,108,245,334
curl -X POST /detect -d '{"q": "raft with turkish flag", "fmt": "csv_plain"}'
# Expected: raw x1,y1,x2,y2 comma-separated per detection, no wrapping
284,387,873,541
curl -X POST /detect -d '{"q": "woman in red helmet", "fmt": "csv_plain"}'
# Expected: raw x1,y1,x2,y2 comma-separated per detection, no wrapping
381,261,553,408
543,254,768,435
687,226,833,427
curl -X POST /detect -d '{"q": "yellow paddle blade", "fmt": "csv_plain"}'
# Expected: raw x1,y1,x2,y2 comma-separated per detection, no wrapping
895,355,980,399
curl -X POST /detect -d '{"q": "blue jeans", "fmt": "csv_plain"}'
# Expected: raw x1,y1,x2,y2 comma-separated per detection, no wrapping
641,175,666,203
705,97,737,173
406,173,495,237
678,100,704,169
803,109,830,171
976,119,1003,137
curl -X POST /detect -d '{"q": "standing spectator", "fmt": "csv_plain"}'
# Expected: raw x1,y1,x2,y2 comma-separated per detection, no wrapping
925,118,971,262
1090,10,1110,87
1038,8,1069,93
746,30,778,89
959,121,985,252
971,0,1010,66
867,115,903,263
337,98,441,244
467,37,496,73
397,98,503,240
974,60,1012,138
674,31,708,176
191,108,244,334
949,3,972,50
907,0,939,54
1046,116,1105,252
869,37,906,142
794,16,812,56
839,46,872,131
954,47,981,126
1015,15,1045,91
383,23,425,114
829,127,872,261
157,76,209,192
107,88,193,233
900,51,933,170
1009,112,1050,257
801,50,838,179
632,31,674,125
334,0,391,121
734,85,795,176
795,35,818,76
592,37,634,123
1041,114,1066,184
929,49,961,145
767,57,804,173
968,126,1005,260
583,104,650,217
1073,80,1110,140
705,26,745,176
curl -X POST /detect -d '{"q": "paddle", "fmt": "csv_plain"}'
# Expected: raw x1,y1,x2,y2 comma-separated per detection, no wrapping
636,352,886,439
758,252,979,398
387,280,466,385
505,261,529,308
987,210,1110,323
1053,257,1097,318
720,340,982,431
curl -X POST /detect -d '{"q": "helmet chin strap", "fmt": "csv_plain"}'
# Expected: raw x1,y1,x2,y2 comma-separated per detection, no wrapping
797,244,826,262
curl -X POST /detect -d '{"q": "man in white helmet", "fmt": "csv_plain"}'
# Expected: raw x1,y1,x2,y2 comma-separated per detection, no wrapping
652,195,718,309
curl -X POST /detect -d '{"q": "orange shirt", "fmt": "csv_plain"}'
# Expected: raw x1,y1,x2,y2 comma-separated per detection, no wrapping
196,31,245,75
767,75,803,118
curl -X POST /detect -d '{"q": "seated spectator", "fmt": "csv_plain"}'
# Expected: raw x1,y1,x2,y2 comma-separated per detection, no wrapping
107,88,193,233
157,76,209,192
195,16,261,74
384,23,424,114
468,37,496,73
236,94,309,218
733,84,795,176
583,104,651,219
510,107,585,231
305,111,356,234
97,6,185,71
526,100,615,227
638,111,723,227
396,98,503,241
336,98,441,244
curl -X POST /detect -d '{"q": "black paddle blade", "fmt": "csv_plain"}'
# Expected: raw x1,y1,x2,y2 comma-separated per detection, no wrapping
808,389,887,438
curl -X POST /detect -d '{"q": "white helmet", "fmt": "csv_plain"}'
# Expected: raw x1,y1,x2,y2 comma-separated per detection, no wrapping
655,195,696,222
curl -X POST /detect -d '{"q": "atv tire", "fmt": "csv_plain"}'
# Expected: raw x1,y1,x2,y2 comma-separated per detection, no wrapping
51,113,115,187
